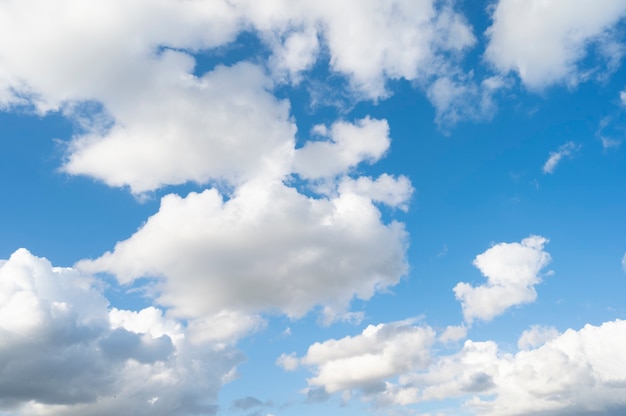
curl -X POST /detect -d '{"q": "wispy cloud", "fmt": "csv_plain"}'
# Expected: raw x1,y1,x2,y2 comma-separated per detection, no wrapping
542,141,580,174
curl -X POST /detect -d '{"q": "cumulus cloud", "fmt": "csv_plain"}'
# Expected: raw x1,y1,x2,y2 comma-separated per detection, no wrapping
293,118,391,180
276,353,300,371
439,325,467,344
542,141,580,174
338,174,413,211
63,62,297,193
453,236,551,323
77,179,409,323
294,318,626,416
0,249,242,416
485,0,626,89
517,325,560,350
244,0,476,98
298,319,436,395
423,320,626,416
0,0,478,193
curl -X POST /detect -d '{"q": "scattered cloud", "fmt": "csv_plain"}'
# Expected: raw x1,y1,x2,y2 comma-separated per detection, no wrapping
453,236,551,323
542,142,581,174
485,0,626,89
600,136,621,150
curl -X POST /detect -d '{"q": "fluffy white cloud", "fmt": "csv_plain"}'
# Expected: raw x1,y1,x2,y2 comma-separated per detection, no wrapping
293,118,391,179
77,179,408,323
298,319,436,394
485,0,626,89
276,353,300,371
517,325,560,350
0,1,478,190
427,320,626,416
338,174,413,212
244,0,475,98
63,62,297,193
453,236,551,323
439,325,467,344
296,319,626,415
542,141,580,174
0,249,242,416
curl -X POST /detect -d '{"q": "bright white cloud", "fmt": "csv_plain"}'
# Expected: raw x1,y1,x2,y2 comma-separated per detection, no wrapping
244,0,475,98
485,0,626,89
297,319,626,415
453,236,551,323
542,141,580,174
276,353,300,371
63,62,297,193
436,320,626,416
338,174,413,211
299,319,436,394
517,325,560,350
0,0,478,194
0,249,242,416
439,325,467,344
77,179,408,323
293,118,391,179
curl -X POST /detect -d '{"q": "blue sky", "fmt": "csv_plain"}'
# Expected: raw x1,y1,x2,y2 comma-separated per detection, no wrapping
1,1,626,415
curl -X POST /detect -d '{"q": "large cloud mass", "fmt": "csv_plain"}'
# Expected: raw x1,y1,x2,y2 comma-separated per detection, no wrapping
0,249,241,416
78,178,409,323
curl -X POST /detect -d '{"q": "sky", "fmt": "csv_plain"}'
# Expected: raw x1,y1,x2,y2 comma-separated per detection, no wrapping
0,1,626,415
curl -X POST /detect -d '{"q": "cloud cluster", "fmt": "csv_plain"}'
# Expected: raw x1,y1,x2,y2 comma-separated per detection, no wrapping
289,315,626,416
453,236,551,323
0,249,242,416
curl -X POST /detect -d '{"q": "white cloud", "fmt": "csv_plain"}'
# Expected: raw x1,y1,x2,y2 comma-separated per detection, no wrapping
77,179,408,323
338,174,413,211
63,62,297,193
621,89,626,107
298,319,626,415
0,249,242,416
439,325,467,344
517,325,560,350
542,142,580,174
244,0,475,98
299,319,436,394
293,118,391,180
485,0,626,89
600,136,621,150
453,236,551,323
276,353,300,371
426,75,505,126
